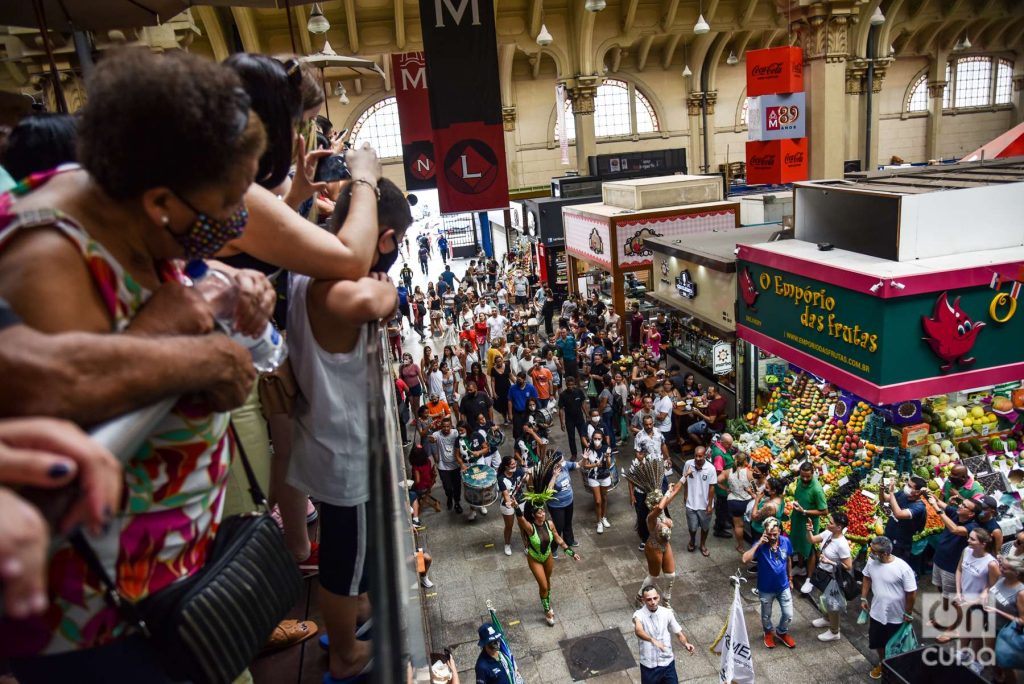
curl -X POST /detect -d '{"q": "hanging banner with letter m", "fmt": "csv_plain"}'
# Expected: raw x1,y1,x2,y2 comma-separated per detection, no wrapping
419,0,509,213
390,52,436,191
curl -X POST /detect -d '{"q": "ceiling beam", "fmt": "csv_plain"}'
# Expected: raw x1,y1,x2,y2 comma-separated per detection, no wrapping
988,15,1023,49
1009,18,1024,50
531,54,542,79
394,0,405,49
877,0,908,55
912,0,936,22
636,34,654,71
498,42,515,104
662,33,681,69
230,7,261,53
622,0,640,34
343,0,359,53
760,29,782,49
918,20,947,54
610,46,622,72
733,30,754,60
529,0,543,40
195,6,229,61
382,55,392,91
292,5,313,55
661,0,680,32
739,0,758,28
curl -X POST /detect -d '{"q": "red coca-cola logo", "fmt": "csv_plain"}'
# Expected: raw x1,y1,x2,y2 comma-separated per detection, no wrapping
793,62,803,77
784,152,805,165
750,155,776,168
751,62,784,77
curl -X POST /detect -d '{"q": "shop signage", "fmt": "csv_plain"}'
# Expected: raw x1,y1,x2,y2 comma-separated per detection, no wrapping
391,53,437,191
676,269,698,299
745,138,808,185
736,261,1024,403
747,93,806,142
419,0,508,212
589,227,605,254
745,46,804,97
623,227,660,258
713,341,733,375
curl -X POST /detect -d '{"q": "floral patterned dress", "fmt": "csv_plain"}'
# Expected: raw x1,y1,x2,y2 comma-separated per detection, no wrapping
0,169,234,656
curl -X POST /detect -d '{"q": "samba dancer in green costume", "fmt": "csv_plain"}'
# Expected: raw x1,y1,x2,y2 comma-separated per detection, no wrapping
514,453,582,626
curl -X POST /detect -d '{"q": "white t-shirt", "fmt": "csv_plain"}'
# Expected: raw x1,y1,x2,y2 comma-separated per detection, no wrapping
496,287,508,305
960,549,996,598
427,369,445,398
818,530,852,574
682,459,717,511
863,556,917,625
474,303,492,318
487,315,508,341
634,429,665,460
654,395,674,432
632,606,681,668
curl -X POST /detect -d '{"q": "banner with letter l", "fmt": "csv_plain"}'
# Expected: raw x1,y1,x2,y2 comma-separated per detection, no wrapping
418,0,509,213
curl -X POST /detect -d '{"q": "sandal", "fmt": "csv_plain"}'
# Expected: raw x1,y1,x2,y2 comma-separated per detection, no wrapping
701,547,710,557
261,619,318,654
687,542,696,553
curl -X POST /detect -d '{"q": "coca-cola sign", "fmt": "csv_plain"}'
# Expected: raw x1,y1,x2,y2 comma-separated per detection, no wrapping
745,46,804,97
750,155,776,168
784,152,805,165
746,138,807,185
751,62,784,78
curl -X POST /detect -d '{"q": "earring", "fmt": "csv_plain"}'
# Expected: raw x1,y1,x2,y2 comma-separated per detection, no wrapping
161,216,170,225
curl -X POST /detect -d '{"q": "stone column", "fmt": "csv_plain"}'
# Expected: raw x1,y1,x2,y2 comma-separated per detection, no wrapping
846,56,892,169
925,50,949,161
565,76,601,173
1013,73,1024,126
686,91,718,173
502,106,518,187
793,5,858,180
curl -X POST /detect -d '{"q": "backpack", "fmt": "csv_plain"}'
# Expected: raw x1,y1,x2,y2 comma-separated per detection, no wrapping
612,390,624,417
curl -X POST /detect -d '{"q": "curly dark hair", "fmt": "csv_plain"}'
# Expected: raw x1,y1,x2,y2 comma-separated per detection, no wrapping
330,177,413,238
77,48,265,200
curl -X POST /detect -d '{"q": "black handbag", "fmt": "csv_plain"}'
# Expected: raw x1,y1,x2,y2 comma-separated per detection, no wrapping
809,537,834,591
835,564,860,600
70,424,302,684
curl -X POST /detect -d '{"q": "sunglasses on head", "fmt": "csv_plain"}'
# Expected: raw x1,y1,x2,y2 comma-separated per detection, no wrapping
279,58,302,88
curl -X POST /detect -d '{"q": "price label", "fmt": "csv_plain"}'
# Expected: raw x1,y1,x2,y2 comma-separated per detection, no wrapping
838,476,850,487
821,464,830,474
981,424,991,437
870,472,882,485
828,404,836,418
861,489,878,501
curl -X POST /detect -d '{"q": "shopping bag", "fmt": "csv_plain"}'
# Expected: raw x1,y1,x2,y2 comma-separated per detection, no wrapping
835,565,860,601
818,578,847,615
586,378,598,399
884,623,919,658
856,609,869,625
996,622,1024,670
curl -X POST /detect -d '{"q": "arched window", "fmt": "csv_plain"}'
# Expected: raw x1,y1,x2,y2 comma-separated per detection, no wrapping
555,79,660,141
350,97,402,159
905,58,1013,113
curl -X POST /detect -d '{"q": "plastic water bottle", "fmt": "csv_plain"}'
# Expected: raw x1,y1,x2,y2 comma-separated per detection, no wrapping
184,260,287,372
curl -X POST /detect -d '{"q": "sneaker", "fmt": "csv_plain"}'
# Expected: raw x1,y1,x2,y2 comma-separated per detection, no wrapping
479,506,488,515
601,517,611,529
597,522,604,534
638,542,646,551
750,588,760,597
454,504,463,514
305,499,318,524
800,579,814,594
298,542,320,575
420,575,434,588
811,617,830,628
412,517,424,529
779,634,796,649
467,509,477,521
763,632,776,649
552,550,559,559
792,565,807,577
504,544,512,556
571,541,581,547
817,630,841,642
869,665,882,680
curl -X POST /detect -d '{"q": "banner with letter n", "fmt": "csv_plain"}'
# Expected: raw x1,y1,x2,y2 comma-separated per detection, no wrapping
418,0,509,213
390,52,437,191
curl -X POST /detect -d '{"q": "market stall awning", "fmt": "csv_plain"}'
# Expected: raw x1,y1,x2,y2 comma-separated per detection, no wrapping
736,240,1024,405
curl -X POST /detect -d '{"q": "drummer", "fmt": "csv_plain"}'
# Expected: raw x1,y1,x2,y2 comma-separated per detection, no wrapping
470,413,504,470
460,422,490,523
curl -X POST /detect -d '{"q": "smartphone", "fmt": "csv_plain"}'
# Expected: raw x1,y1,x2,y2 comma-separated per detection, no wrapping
315,154,349,182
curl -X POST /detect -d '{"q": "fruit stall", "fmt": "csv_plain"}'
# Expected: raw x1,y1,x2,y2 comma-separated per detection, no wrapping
729,239,1024,554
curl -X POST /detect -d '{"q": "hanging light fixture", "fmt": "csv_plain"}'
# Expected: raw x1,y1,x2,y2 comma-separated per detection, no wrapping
537,24,553,47
682,64,692,77
584,0,607,12
726,50,738,65
307,3,330,34
869,6,885,26
961,34,972,49
694,13,709,34
333,82,349,105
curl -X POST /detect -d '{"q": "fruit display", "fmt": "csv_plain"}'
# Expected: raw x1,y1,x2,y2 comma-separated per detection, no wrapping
913,499,945,541
844,490,879,542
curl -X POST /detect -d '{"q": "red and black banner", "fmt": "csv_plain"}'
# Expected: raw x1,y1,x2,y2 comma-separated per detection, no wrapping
418,0,509,213
390,52,436,191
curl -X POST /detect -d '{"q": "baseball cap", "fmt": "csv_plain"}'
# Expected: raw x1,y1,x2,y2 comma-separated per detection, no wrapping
979,495,999,510
477,623,502,647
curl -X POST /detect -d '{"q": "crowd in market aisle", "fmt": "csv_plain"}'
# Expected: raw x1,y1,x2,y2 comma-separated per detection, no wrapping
0,46,1021,684
396,229,1024,684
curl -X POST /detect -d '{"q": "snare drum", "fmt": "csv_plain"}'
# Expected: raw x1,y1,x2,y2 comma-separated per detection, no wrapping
582,463,620,493
462,463,498,508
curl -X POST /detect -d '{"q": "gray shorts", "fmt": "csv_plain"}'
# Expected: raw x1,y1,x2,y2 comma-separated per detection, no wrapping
932,564,957,596
686,508,711,532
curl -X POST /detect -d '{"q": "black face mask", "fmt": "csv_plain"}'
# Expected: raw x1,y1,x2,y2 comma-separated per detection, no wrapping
371,236,400,273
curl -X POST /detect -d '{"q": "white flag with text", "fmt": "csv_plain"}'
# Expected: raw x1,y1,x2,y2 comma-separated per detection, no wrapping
715,579,755,683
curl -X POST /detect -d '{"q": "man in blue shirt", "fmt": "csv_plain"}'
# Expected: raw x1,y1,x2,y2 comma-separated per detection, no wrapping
441,263,459,289
883,476,927,563
436,276,450,297
555,327,578,381
742,517,796,649
474,623,515,684
507,371,538,442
